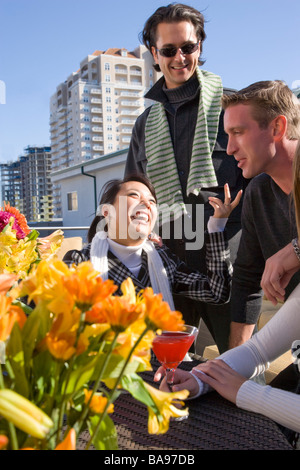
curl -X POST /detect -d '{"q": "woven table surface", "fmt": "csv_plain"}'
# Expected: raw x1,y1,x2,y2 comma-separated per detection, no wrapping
78,357,294,450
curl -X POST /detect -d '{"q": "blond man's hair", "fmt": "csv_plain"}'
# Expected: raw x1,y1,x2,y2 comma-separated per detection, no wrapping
222,80,300,140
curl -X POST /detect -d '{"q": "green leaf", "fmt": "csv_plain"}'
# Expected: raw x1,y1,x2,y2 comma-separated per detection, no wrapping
32,350,57,404
121,373,159,413
21,317,40,374
11,299,33,316
64,355,102,395
24,303,51,343
27,229,40,241
5,323,29,397
87,414,118,450
94,353,141,380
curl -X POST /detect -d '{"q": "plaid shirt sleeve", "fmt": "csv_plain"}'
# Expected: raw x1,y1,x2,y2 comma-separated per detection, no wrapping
156,231,232,304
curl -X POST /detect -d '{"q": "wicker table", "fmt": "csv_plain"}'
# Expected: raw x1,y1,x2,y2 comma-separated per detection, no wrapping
78,357,294,451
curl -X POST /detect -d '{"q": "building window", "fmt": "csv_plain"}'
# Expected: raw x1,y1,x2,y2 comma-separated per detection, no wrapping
105,75,111,82
106,87,111,93
67,192,78,211
105,63,110,70
106,96,111,103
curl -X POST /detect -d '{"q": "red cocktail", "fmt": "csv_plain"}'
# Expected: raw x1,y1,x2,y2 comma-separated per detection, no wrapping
152,325,198,385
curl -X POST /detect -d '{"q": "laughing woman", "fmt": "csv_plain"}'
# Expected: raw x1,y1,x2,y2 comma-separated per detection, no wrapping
63,175,241,310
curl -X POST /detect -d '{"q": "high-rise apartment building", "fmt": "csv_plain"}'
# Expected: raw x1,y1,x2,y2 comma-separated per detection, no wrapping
0,146,54,223
0,159,23,210
50,45,160,168
49,45,160,217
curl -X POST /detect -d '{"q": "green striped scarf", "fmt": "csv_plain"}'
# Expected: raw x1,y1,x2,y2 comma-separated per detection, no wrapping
145,68,222,224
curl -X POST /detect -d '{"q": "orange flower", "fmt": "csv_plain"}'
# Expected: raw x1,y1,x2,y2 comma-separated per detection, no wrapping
113,319,154,366
57,262,117,312
16,259,71,308
100,295,144,332
85,302,107,324
45,332,77,361
0,294,27,341
142,287,184,332
0,434,8,450
0,273,17,294
56,428,76,450
45,309,86,361
17,260,116,319
84,389,114,415
22,429,77,450
96,278,145,332
0,202,30,237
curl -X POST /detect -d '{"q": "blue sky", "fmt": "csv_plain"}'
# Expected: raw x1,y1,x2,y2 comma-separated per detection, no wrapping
0,0,299,163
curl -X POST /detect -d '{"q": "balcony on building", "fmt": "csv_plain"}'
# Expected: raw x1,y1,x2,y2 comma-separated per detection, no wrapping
91,98,102,104
93,145,104,151
91,107,102,114
91,88,101,95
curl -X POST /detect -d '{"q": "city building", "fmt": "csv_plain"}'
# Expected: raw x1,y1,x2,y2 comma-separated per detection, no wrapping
50,148,127,240
0,159,23,210
0,146,54,223
49,45,161,218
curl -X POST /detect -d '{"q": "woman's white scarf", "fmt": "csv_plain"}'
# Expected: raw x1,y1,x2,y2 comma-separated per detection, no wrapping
90,231,175,310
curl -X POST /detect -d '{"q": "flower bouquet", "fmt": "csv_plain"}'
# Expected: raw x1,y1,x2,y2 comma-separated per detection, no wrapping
0,205,189,450
0,202,64,279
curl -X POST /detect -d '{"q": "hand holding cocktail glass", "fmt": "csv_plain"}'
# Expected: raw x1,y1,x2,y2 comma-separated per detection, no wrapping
152,325,198,386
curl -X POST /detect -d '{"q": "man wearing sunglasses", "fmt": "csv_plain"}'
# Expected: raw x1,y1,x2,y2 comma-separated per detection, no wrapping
125,3,248,354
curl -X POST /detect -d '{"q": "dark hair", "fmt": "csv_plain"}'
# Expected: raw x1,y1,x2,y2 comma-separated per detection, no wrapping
141,3,206,71
87,174,157,243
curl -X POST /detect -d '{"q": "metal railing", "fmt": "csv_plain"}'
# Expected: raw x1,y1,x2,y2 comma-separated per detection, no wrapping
29,226,89,232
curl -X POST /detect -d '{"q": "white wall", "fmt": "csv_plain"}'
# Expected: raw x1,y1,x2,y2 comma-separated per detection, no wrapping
51,150,127,241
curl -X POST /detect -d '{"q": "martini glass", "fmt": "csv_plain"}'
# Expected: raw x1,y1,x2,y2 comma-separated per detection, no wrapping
152,325,198,386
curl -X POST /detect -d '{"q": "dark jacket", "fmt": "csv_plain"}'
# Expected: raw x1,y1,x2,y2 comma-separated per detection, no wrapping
125,74,249,272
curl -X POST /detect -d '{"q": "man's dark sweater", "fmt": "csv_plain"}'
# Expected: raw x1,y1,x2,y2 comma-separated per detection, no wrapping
231,173,300,324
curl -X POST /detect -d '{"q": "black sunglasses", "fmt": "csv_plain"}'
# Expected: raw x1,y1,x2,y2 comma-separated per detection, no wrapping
156,42,199,58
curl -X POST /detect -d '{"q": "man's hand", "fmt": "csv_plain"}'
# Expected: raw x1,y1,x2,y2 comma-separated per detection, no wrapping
261,242,300,305
192,359,247,404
